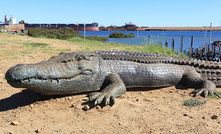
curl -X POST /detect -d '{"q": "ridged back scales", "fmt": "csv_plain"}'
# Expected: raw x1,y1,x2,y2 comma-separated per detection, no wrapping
95,50,221,86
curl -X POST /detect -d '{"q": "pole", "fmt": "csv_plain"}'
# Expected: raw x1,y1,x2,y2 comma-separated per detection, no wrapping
209,22,212,44
191,36,194,48
190,36,194,57
84,23,86,40
180,36,183,53
165,40,168,48
137,27,139,37
219,45,221,61
212,45,215,60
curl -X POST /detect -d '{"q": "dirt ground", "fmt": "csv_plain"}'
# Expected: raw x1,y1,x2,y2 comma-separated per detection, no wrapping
0,34,221,134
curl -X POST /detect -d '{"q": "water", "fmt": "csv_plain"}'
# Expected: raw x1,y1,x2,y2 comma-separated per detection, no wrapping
79,30,221,52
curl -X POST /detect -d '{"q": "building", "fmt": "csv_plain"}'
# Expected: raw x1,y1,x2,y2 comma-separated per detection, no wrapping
0,15,25,33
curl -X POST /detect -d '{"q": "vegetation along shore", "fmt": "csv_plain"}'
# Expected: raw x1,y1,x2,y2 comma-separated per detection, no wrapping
0,31,185,59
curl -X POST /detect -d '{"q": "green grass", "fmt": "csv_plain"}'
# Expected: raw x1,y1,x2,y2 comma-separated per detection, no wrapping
67,37,186,58
25,42,48,48
0,41,6,45
182,98,206,107
23,42,54,54
208,92,221,98
56,48,71,53
0,33,187,58
1,49,20,58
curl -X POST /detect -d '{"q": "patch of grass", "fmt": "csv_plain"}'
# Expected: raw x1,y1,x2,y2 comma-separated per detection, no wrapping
41,46,54,54
25,42,48,48
208,92,221,98
67,37,186,58
68,37,85,42
0,33,188,59
2,49,19,57
68,37,101,44
19,42,54,55
141,43,187,58
19,33,26,36
0,41,6,45
86,36,108,41
21,51,32,55
182,98,206,107
56,48,71,53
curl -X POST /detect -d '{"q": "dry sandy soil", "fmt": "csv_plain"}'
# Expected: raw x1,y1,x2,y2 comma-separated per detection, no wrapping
0,34,221,134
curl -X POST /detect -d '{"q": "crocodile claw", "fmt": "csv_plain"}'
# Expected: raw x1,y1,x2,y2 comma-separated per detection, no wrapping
88,92,100,101
191,88,221,98
88,92,115,105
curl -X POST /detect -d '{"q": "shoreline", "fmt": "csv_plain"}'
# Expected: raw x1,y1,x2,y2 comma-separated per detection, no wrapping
139,27,221,31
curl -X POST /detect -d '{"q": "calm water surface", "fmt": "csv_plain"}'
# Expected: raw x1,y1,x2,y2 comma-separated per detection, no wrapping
79,31,221,52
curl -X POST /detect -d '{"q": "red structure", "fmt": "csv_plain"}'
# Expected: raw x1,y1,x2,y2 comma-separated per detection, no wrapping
4,15,7,22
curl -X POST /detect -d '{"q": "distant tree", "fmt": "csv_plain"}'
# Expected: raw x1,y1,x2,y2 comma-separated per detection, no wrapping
109,32,135,38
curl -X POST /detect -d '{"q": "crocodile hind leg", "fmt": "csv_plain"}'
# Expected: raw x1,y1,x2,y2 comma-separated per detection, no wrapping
88,73,126,105
178,69,220,97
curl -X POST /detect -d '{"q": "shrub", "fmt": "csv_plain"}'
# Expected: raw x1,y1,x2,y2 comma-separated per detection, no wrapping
27,27,81,40
124,32,136,38
109,32,135,38
57,27,81,40
182,98,206,107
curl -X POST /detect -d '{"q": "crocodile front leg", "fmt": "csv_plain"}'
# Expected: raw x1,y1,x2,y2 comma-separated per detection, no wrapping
88,73,126,105
178,70,220,97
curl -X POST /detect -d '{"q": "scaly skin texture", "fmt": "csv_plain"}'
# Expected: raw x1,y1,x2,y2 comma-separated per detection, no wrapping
5,51,221,106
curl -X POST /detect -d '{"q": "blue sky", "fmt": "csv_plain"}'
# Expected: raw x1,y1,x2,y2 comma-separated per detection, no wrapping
1,0,221,27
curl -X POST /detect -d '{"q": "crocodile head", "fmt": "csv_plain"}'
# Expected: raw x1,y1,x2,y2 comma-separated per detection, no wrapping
5,52,102,95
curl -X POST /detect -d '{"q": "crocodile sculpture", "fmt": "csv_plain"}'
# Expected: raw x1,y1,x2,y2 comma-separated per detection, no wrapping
5,51,221,105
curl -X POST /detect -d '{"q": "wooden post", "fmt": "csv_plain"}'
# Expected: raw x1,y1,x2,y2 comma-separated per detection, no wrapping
190,36,194,57
219,45,221,61
195,48,199,59
165,40,168,48
188,47,192,57
200,46,203,59
172,38,175,52
209,22,212,44
205,42,209,59
212,45,215,60
180,36,183,53
148,36,150,44
191,36,194,48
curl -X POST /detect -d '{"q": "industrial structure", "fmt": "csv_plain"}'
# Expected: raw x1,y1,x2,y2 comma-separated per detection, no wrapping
99,23,140,31
20,20,99,31
0,15,25,33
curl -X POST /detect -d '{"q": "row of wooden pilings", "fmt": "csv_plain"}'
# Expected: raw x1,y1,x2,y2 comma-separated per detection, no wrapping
164,36,221,61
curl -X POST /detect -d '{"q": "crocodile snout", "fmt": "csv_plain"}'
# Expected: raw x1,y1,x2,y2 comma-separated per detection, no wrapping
6,64,37,80
5,64,38,88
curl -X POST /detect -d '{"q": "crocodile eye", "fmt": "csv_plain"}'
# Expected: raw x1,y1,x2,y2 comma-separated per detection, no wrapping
75,54,86,61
